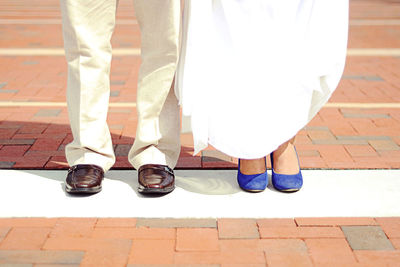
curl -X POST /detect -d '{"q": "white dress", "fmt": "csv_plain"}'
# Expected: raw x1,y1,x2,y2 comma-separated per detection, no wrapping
175,0,349,159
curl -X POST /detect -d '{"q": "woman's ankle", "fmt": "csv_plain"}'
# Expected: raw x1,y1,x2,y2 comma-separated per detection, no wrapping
239,157,266,175
272,140,300,175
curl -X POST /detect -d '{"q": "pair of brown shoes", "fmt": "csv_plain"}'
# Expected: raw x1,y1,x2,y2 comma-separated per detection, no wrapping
65,164,175,194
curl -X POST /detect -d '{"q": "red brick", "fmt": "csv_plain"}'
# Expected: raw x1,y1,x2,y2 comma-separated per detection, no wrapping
0,227,51,250
355,251,400,266
176,156,202,168
306,239,357,265
128,240,175,264
92,227,175,240
0,218,57,227
43,236,132,252
45,156,68,168
96,218,137,227
0,227,11,243
81,249,131,267
299,156,327,168
257,218,297,228
391,238,400,250
295,217,377,226
50,218,97,238
259,226,344,239
266,252,313,267
13,156,50,168
218,219,259,239
30,138,63,151
344,145,379,157
176,228,219,251
174,252,221,265
375,217,400,238
0,145,30,156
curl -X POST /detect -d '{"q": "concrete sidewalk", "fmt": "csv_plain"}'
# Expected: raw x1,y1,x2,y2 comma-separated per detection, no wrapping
1,169,400,218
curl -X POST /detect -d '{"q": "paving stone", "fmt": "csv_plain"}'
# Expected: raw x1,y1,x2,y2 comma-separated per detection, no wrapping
336,135,391,140
341,226,395,250
312,139,368,145
136,218,217,228
0,138,35,145
110,91,120,97
343,113,390,118
0,90,19,94
34,109,61,117
303,126,330,131
259,226,344,239
217,219,259,239
22,61,38,65
0,251,84,264
0,162,15,168
296,217,377,226
369,140,400,151
342,75,384,81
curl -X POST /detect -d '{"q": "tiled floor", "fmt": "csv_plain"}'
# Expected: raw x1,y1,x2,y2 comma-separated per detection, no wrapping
1,0,400,266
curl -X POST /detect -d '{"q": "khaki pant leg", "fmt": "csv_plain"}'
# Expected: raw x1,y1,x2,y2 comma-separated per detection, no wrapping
60,0,118,171
129,0,181,169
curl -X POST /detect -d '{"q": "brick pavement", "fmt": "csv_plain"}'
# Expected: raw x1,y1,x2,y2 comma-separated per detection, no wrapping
1,0,400,266
0,217,399,266
1,0,400,169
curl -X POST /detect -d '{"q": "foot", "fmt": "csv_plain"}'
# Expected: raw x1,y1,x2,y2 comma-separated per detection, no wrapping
65,164,104,194
237,158,268,192
239,157,266,175
271,140,299,175
138,164,175,194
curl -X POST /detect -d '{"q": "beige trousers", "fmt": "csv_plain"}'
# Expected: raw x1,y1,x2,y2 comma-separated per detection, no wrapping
60,0,181,171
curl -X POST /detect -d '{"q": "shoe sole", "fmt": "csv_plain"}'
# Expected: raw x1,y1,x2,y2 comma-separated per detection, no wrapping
138,186,175,194
65,185,102,194
239,186,265,193
278,188,300,193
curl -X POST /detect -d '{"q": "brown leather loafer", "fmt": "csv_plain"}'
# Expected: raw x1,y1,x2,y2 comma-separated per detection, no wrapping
138,164,175,194
65,164,104,194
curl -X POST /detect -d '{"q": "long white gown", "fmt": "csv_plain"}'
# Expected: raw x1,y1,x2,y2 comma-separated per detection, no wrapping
175,0,349,159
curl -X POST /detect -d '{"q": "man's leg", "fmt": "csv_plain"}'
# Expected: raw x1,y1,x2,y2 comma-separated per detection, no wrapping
129,0,181,193
60,0,118,193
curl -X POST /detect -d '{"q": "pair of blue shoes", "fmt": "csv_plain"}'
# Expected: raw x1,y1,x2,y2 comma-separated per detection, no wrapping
237,149,303,193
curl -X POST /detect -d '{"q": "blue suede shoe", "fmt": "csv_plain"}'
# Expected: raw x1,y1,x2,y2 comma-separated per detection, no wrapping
271,148,303,192
237,159,268,192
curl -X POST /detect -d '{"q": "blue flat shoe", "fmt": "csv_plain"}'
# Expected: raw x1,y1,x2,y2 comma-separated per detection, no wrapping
271,147,303,192
237,159,268,192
